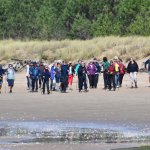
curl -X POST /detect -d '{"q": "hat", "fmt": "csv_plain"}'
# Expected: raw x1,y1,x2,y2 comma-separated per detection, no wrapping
114,56,118,60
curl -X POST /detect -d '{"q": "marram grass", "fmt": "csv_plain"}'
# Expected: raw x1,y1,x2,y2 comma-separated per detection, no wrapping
0,36,150,64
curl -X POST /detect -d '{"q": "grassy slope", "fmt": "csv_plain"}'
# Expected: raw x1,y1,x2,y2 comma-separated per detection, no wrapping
0,36,150,64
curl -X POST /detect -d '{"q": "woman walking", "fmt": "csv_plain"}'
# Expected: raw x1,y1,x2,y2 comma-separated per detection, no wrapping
107,60,116,91
86,60,97,88
6,64,15,93
78,62,88,92
68,62,74,90
42,65,50,94
127,58,139,88
118,59,126,87
54,62,61,91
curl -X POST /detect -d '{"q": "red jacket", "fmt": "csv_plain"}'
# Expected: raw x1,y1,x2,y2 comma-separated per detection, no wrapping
119,63,126,74
107,65,115,75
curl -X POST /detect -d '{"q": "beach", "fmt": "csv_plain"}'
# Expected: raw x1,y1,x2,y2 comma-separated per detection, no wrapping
0,72,150,150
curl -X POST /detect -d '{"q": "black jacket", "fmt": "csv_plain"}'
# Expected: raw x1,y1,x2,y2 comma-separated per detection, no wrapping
78,66,87,78
127,61,139,73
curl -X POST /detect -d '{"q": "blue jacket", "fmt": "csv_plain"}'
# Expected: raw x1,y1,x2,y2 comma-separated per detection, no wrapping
31,67,40,79
145,59,150,71
0,69,5,76
50,66,55,80
61,64,69,78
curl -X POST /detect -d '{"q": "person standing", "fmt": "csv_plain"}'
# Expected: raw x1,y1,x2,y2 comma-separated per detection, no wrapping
78,62,88,92
107,60,116,91
6,64,15,93
102,57,110,89
26,62,30,90
93,58,101,88
54,62,61,91
42,65,50,94
0,65,5,93
50,63,56,91
86,60,97,88
68,62,75,90
118,59,126,87
113,56,120,88
127,58,139,88
39,62,44,88
145,58,150,87
60,61,69,93
31,62,40,92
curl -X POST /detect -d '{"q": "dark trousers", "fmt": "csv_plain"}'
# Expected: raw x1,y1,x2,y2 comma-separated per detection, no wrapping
108,74,116,90
78,76,87,91
103,72,109,89
61,77,68,92
119,74,124,86
88,75,95,88
94,74,99,88
26,76,30,88
32,78,38,91
39,76,43,88
43,80,49,94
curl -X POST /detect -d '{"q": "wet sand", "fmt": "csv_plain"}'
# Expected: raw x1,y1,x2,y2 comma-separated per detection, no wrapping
0,143,145,150
0,72,150,150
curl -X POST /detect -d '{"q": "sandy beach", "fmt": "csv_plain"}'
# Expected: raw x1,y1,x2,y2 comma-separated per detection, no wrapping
0,72,150,150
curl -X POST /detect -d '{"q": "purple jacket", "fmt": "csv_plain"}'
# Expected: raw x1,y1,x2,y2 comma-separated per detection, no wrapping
86,63,97,75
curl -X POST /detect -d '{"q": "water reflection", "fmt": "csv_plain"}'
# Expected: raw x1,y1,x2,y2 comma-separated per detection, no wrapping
0,121,150,144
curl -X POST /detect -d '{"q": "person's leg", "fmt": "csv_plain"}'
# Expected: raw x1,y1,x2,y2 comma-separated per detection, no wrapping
26,76,30,89
112,75,116,91
78,77,82,92
46,80,50,94
88,75,92,88
35,78,38,91
39,76,42,88
0,84,2,93
103,73,108,89
119,74,124,87
133,72,138,88
42,80,45,94
149,72,150,86
83,77,88,91
63,77,68,92
129,73,134,88
108,75,111,90
94,74,99,88
91,75,95,88
32,78,35,91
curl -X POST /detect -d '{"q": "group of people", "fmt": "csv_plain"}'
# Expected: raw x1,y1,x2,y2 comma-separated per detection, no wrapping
0,57,150,94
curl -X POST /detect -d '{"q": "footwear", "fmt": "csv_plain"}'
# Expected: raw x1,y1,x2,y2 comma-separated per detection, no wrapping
135,82,138,88
113,88,116,91
84,89,88,92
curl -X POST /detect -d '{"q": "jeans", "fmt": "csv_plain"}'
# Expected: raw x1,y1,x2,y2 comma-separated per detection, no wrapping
78,76,87,91
103,72,108,89
115,73,120,87
32,77,38,91
43,80,49,94
94,74,99,88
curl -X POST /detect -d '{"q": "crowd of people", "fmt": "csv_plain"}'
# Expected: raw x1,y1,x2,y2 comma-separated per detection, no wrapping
0,57,150,94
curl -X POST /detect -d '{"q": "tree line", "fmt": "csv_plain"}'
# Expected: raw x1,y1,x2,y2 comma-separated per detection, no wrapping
0,0,150,40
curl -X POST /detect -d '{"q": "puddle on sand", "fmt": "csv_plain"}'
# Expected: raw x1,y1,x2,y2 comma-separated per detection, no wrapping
0,121,150,145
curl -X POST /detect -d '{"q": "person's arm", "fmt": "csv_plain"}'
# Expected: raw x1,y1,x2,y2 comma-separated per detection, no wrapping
145,60,149,69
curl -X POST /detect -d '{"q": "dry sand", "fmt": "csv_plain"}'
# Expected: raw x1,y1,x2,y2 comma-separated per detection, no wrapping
0,72,150,150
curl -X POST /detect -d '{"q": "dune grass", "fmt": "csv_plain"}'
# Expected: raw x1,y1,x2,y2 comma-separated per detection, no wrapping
0,36,150,64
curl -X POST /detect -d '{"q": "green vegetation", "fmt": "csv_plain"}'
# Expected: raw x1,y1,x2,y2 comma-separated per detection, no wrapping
0,0,150,40
0,36,150,63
